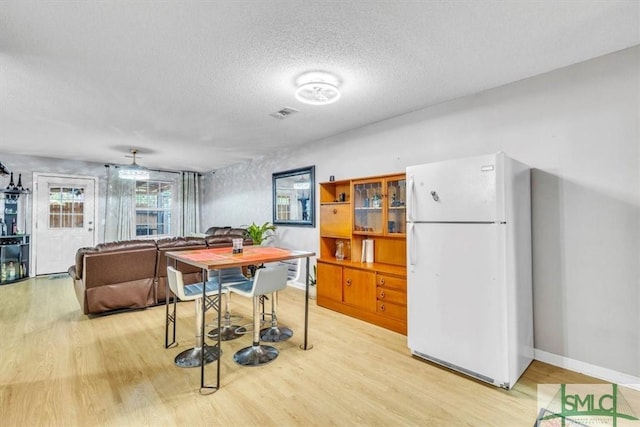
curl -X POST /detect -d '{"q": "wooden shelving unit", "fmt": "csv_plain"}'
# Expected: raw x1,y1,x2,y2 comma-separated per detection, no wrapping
317,173,408,334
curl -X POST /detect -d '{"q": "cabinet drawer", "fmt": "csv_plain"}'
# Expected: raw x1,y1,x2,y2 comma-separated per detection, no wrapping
376,300,407,320
320,204,351,237
376,274,406,291
376,286,405,305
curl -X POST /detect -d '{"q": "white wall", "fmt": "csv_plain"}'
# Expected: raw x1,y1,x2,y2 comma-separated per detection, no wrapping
204,46,640,379
0,154,109,242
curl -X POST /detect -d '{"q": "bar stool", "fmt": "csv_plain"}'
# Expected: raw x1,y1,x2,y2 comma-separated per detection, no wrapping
260,292,293,342
206,267,251,341
260,258,302,342
227,265,288,366
166,266,223,368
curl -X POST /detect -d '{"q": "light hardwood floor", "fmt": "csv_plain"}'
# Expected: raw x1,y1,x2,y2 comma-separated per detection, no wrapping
0,276,615,426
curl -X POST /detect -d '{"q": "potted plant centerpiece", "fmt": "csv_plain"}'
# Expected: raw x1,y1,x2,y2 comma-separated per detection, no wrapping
245,221,277,246
244,222,277,277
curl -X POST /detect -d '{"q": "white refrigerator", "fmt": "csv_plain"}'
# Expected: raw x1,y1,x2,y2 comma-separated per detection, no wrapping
406,152,533,389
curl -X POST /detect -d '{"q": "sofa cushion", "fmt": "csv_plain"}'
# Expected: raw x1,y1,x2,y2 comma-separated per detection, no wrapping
156,236,206,249
205,226,231,236
95,239,157,252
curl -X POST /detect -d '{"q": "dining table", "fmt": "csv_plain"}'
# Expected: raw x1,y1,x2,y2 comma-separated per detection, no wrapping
165,245,315,393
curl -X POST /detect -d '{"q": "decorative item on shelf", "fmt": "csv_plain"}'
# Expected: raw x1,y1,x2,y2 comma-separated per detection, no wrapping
7,262,15,281
16,174,24,191
6,172,15,190
361,239,374,263
2,171,30,199
335,240,345,261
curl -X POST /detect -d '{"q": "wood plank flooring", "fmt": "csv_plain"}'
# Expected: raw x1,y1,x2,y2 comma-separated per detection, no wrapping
0,276,625,426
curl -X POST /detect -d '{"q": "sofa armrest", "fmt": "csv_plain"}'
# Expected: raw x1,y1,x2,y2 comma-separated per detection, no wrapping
68,265,79,280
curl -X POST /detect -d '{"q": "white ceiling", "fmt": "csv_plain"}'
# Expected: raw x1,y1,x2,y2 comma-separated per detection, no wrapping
1,1,638,173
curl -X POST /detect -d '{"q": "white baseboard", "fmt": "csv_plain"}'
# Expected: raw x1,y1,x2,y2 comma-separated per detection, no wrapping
287,281,306,290
534,349,640,391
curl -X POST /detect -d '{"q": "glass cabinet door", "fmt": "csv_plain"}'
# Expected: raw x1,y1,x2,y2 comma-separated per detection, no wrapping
353,180,383,233
386,177,406,235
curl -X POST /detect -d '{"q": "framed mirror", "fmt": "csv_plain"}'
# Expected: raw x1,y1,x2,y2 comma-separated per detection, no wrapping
272,166,315,227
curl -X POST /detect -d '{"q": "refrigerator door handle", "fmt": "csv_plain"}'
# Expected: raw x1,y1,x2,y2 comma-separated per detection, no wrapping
408,223,416,266
407,174,415,222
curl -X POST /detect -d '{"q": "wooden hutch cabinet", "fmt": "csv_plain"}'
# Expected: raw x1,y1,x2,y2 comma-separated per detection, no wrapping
317,173,407,334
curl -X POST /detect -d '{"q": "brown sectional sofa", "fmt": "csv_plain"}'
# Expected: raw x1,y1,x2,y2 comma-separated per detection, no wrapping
69,227,252,315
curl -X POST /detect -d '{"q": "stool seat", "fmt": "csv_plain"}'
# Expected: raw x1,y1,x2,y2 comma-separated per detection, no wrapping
166,266,224,368
206,267,252,341
227,265,288,367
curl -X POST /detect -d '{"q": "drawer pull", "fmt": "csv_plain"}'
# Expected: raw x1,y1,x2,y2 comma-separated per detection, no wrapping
380,278,385,285
346,278,352,286
380,304,385,311
379,290,385,298
333,208,338,214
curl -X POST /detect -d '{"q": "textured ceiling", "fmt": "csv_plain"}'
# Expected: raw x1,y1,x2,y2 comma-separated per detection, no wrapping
1,1,638,172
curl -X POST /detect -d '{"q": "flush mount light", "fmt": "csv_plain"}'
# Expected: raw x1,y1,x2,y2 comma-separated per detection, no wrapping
119,149,150,180
295,72,341,105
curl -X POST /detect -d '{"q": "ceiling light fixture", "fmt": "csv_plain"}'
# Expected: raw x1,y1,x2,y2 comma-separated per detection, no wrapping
119,149,150,180
295,72,341,106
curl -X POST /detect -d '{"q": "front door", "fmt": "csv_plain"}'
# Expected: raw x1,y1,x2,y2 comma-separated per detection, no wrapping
34,174,97,275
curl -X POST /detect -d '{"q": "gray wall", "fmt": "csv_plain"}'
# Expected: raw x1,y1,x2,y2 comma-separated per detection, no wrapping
203,46,640,378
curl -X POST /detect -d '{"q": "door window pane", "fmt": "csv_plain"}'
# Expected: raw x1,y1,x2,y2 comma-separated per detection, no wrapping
49,187,85,229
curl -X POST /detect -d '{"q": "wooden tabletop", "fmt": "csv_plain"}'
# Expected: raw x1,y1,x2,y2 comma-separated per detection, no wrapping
165,246,315,270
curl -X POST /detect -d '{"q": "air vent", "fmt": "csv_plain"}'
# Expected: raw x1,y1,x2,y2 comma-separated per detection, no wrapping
270,107,299,120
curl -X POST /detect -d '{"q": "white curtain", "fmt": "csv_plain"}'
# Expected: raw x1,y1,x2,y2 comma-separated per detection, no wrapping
104,166,135,242
103,166,195,242
181,172,200,236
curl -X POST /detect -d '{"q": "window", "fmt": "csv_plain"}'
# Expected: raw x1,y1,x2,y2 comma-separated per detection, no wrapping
49,187,85,229
135,181,172,237
276,194,291,220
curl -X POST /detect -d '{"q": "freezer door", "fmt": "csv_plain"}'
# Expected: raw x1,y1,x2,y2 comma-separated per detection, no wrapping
407,222,509,385
407,153,505,223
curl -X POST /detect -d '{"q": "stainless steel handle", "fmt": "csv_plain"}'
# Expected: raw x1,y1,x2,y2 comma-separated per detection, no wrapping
430,190,439,202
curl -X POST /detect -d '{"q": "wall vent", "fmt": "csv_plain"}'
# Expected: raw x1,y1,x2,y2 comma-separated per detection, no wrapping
270,107,299,119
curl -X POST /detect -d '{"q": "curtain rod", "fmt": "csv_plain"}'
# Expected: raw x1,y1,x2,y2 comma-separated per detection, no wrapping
104,164,202,176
